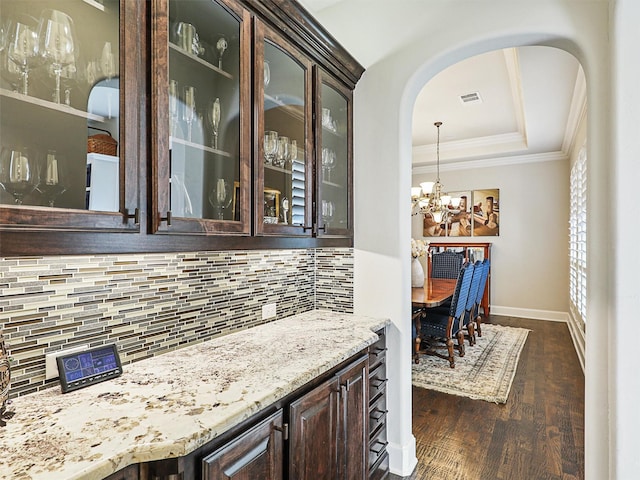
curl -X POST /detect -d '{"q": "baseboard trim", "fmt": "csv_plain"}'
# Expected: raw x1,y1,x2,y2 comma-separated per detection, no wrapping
491,305,585,372
567,311,586,372
490,306,569,322
387,435,418,477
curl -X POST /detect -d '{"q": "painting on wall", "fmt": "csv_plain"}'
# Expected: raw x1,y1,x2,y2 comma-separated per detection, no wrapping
423,214,446,237
445,190,472,237
421,190,473,237
472,189,500,236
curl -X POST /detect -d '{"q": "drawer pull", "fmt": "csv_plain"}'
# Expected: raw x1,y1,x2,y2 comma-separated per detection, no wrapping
370,408,388,420
370,440,388,455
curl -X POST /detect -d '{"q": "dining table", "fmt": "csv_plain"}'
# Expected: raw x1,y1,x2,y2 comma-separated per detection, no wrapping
411,277,457,308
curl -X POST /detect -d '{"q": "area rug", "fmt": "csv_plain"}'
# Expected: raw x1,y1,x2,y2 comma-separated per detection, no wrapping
412,323,530,404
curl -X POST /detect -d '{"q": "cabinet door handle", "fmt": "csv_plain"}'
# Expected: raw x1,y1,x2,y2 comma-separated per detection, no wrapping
159,211,172,226
125,207,139,225
274,422,289,440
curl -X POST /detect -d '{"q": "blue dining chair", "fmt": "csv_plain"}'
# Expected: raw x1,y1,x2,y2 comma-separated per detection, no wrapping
416,262,475,368
430,250,464,279
461,260,484,346
473,259,491,337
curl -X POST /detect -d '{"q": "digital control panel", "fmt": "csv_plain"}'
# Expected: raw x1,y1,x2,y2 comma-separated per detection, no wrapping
56,344,122,393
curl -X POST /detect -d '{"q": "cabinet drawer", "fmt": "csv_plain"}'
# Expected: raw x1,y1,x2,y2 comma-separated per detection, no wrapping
369,392,387,438
369,361,387,402
369,451,389,480
368,425,388,472
368,333,387,369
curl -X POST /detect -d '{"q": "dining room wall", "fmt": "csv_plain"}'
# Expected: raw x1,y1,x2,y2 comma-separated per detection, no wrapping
412,158,570,318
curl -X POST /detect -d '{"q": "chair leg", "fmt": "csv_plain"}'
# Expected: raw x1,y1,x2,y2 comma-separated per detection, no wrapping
414,335,421,364
476,314,482,337
445,338,455,368
456,331,465,357
467,322,475,346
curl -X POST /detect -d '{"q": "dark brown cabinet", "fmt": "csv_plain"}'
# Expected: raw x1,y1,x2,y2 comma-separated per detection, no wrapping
315,69,353,238
124,344,384,480
202,409,284,480
289,354,368,480
151,0,252,235
103,464,139,480
367,331,389,480
254,18,313,236
0,0,142,234
0,0,363,256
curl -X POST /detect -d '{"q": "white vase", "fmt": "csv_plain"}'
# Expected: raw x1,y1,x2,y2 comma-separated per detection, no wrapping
411,257,425,287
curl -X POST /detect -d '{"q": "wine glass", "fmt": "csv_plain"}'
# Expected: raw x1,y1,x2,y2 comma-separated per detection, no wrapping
207,97,221,149
182,85,196,142
289,139,297,169
216,36,227,69
321,199,335,225
276,136,290,168
323,148,336,181
38,9,77,104
264,130,278,165
7,15,40,96
36,150,67,207
263,60,270,88
281,197,289,225
100,41,115,81
208,178,232,220
169,79,179,136
0,146,37,204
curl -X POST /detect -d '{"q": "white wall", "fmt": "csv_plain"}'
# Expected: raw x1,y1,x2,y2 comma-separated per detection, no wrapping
350,1,612,479
412,159,570,317
611,1,640,478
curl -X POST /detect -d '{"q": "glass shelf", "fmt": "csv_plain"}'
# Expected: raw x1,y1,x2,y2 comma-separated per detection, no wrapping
0,88,106,122
170,136,232,158
169,42,233,80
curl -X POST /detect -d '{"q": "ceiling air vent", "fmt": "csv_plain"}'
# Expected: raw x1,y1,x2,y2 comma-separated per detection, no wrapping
459,92,482,104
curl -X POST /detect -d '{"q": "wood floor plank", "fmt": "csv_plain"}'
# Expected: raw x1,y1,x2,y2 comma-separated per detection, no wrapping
390,315,584,480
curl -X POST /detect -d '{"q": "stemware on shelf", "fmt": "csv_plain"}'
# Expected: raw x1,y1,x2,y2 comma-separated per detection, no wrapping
208,97,221,149
276,136,290,168
169,79,179,136
290,139,297,165
322,147,336,181
0,146,37,205
182,85,196,142
36,150,67,207
264,130,278,165
208,178,232,220
321,199,335,225
281,196,289,224
37,9,77,104
100,41,115,81
263,60,270,87
216,36,227,69
7,14,40,96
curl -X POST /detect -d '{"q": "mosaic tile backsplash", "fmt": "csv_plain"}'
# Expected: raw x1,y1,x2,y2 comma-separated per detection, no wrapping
0,248,353,398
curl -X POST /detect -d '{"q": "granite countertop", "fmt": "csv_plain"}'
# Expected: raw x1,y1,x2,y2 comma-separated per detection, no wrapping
0,310,389,480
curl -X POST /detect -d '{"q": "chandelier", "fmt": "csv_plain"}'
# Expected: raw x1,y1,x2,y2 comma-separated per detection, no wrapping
411,121,461,222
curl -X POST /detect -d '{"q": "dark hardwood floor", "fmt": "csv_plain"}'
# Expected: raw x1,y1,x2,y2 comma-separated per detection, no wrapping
391,315,584,480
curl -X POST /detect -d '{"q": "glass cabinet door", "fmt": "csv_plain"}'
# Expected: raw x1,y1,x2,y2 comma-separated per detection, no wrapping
254,20,312,236
0,0,139,230
316,70,352,237
152,0,250,234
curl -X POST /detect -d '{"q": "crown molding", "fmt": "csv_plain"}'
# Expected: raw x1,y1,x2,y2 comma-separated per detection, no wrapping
412,150,568,174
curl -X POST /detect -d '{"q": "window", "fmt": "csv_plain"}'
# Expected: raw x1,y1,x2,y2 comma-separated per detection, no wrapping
569,146,587,324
